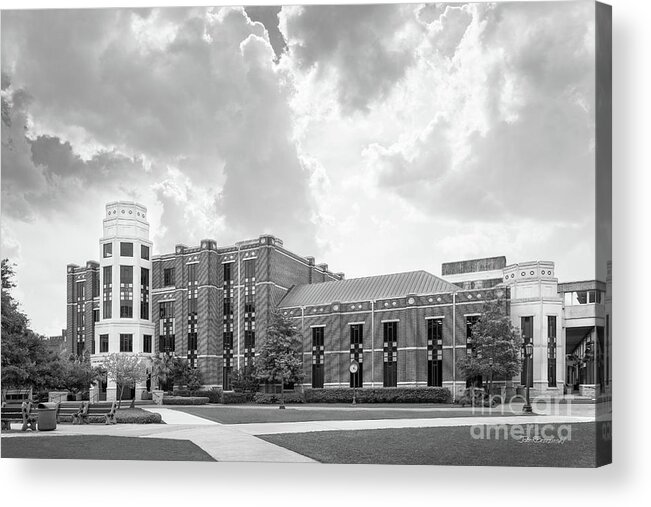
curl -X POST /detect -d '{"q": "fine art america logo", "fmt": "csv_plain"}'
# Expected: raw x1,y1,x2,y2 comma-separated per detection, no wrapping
467,395,582,443
470,423,572,444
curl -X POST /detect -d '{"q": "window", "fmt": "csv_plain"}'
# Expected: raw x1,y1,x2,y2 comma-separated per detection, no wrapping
120,242,133,257
547,316,557,387
119,266,133,318
103,242,112,258
143,334,152,353
99,334,109,353
383,322,398,387
188,263,197,285
521,316,534,387
119,333,133,352
159,301,175,352
350,324,363,388
564,290,603,306
427,319,443,387
312,327,325,388
141,244,150,260
163,267,175,287
140,268,149,320
244,259,255,281
93,309,99,323
223,262,232,282
92,275,99,298
244,331,255,369
102,266,112,319
76,281,85,300
223,331,233,390
466,315,479,354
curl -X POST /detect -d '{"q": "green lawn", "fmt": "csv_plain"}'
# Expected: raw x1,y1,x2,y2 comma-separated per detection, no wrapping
169,405,517,424
260,423,597,467
1,435,215,461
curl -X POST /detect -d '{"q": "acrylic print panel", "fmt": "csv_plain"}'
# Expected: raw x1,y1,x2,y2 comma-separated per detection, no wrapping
0,1,611,467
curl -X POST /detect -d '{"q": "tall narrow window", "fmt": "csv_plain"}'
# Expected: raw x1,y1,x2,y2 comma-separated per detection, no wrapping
465,315,482,387
223,331,233,390
120,265,133,318
187,263,198,368
99,334,109,353
120,242,133,257
140,268,149,320
223,262,234,389
159,301,175,352
163,267,175,287
243,259,256,370
102,266,112,319
76,281,85,356
349,324,363,388
141,244,150,260
521,316,534,387
427,318,443,387
547,316,557,387
120,333,133,352
103,242,112,258
312,326,325,388
92,274,99,298
143,334,152,353
383,322,398,387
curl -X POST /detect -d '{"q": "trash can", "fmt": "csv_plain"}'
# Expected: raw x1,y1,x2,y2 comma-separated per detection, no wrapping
37,403,57,431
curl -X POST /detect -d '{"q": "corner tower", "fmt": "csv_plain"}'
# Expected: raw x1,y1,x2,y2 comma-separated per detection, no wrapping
92,201,154,401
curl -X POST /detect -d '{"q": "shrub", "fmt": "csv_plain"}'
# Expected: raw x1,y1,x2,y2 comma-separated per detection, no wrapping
162,396,209,405
172,388,223,403
221,392,254,404
253,392,305,404
303,387,452,404
115,408,163,424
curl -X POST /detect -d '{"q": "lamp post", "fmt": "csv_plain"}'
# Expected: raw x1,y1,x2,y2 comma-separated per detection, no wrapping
349,360,359,405
522,342,533,413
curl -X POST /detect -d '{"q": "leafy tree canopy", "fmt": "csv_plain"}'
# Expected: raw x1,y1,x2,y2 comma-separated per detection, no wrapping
456,299,522,383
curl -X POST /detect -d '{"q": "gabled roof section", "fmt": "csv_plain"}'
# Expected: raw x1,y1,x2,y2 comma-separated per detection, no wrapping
278,270,459,308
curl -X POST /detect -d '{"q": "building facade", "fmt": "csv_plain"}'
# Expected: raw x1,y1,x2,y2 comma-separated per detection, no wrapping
66,201,609,400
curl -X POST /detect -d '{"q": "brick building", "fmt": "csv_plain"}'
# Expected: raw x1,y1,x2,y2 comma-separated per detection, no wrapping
66,201,609,400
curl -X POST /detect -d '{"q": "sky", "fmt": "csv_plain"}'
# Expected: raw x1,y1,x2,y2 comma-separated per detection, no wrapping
1,2,598,336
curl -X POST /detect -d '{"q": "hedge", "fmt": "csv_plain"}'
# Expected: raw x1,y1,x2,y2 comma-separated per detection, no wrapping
173,389,223,404
253,392,305,404
221,392,255,404
115,408,163,424
303,387,452,404
162,396,209,405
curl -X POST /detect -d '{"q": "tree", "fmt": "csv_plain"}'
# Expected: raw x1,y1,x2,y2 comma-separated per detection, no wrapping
255,309,304,409
456,299,522,396
150,352,186,392
103,353,147,408
58,352,101,396
231,367,259,393
180,366,203,395
1,259,64,398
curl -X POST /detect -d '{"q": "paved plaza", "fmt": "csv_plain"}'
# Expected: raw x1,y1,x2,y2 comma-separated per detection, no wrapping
1,402,603,462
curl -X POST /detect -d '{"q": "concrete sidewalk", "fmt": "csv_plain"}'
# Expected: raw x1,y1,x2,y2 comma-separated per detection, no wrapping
224,414,595,436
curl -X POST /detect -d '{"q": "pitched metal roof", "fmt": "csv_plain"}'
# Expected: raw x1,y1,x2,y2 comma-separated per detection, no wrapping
278,270,459,308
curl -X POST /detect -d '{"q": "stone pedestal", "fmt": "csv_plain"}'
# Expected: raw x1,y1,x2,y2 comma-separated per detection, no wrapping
579,384,600,398
152,390,164,405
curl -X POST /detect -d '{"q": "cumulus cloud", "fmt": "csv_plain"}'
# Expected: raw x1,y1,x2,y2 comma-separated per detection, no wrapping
364,1,595,223
280,4,425,113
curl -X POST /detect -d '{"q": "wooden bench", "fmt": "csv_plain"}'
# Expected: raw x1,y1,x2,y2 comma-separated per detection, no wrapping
55,402,85,424
76,401,117,425
1,402,37,431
